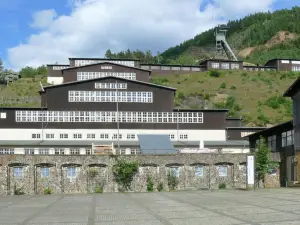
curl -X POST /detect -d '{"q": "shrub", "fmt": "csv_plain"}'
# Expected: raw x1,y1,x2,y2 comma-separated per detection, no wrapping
95,185,103,193
208,70,221,78
219,81,226,89
219,183,226,189
176,91,185,100
241,72,247,77
151,77,169,85
14,184,25,195
167,171,179,191
157,182,164,192
146,176,154,192
265,96,288,109
112,159,139,191
44,187,52,195
230,85,236,90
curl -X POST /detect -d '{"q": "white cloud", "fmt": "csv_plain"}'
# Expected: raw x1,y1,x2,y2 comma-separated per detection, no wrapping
8,0,276,69
31,9,57,29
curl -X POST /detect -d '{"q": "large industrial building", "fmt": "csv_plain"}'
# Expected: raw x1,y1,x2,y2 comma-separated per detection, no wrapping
0,59,266,155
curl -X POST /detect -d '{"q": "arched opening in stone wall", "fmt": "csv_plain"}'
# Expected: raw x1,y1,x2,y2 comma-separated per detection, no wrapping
35,163,56,195
214,162,234,189
61,163,83,194
188,163,209,189
8,163,30,195
87,163,108,193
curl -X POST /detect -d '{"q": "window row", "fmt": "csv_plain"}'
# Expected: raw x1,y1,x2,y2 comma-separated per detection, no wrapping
292,66,300,72
68,91,153,103
13,167,78,178
94,83,127,89
52,66,70,70
74,60,135,67
211,63,240,69
77,72,136,81
16,111,204,123
141,65,202,71
22,148,91,155
282,130,293,147
30,133,189,140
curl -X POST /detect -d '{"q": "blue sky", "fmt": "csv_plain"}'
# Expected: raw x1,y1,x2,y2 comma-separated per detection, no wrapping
1,0,299,70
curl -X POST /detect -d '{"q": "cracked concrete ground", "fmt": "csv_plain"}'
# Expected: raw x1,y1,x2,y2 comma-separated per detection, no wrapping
1,189,300,225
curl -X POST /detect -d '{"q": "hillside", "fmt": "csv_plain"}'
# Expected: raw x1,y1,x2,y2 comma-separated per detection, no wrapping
160,6,300,65
151,70,297,127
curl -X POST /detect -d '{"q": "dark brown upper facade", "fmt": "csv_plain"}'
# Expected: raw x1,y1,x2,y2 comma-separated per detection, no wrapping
41,76,175,111
47,64,70,77
61,62,151,83
226,127,266,141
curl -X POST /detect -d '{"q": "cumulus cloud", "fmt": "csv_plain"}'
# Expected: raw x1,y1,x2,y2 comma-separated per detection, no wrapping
8,0,276,69
31,9,57,29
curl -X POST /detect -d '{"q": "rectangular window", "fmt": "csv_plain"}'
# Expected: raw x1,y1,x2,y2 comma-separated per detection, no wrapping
169,134,175,140
169,167,180,178
87,134,95,139
39,149,49,155
76,72,136,81
95,83,127,89
100,134,109,139
41,167,50,178
73,134,82,139
221,63,229,69
86,149,92,155
46,134,54,139
282,130,294,147
0,112,6,119
0,148,14,154
113,134,122,139
67,167,76,178
14,167,23,177
55,148,64,155
195,166,204,177
60,134,68,139
218,166,228,177
267,135,276,151
211,63,219,69
70,149,80,155
231,64,240,69
179,134,188,140
32,133,41,139
25,148,34,155
292,66,300,72
126,134,135,139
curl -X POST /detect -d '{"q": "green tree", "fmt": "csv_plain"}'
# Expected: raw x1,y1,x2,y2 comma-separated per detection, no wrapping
105,49,113,59
0,58,3,72
254,137,278,187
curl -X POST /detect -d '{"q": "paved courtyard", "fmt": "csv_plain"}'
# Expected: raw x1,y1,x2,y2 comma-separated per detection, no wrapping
1,189,300,225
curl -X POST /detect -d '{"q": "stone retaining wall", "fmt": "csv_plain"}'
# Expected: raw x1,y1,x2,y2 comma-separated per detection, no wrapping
0,154,281,195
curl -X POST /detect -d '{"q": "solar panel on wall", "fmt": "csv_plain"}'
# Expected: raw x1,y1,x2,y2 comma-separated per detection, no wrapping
137,134,177,154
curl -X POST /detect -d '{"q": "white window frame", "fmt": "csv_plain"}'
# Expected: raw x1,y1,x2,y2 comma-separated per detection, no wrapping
55,148,65,155
221,63,229,69
70,148,80,155
14,167,23,177
39,149,49,155
46,134,54,139
231,63,240,69
126,134,135,139
41,167,50,178
179,134,188,140
67,167,77,178
211,63,220,69
218,166,228,177
76,72,136,81
73,134,82,139
0,112,6,119
195,166,204,177
32,133,41,139
87,133,95,139
95,83,127,89
0,148,14,155
60,134,68,139
100,134,109,139
24,148,34,155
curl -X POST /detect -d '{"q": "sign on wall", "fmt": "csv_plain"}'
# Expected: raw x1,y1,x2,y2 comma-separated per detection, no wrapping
247,156,255,185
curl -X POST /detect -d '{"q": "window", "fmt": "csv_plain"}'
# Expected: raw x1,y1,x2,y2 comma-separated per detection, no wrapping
75,60,135,67
46,134,54,139
76,72,136,81
32,133,41,139
15,111,204,124
241,132,254,138
41,167,50,178
169,134,175,140
67,167,76,178
195,166,204,177
221,63,229,69
73,134,82,139
25,148,34,155
101,66,112,69
0,112,6,119
282,130,294,147
100,133,109,139
292,66,300,72
267,135,276,151
87,134,95,139
86,149,92,155
211,63,219,69
0,148,14,154
95,83,127,89
68,91,153,103
70,149,80,155
179,134,188,140
39,149,49,155
14,167,23,177
218,166,228,177
55,148,64,155
113,134,122,139
53,66,70,70
60,134,68,139
169,167,180,178
231,64,240,69
127,134,135,139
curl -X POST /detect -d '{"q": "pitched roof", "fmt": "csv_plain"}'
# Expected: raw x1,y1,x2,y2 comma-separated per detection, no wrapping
42,76,176,91
283,77,300,97
61,61,150,72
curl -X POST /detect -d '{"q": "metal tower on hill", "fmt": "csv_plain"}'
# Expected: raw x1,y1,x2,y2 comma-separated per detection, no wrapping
214,25,238,61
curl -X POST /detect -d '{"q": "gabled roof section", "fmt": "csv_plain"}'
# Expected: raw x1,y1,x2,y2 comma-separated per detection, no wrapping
41,76,176,92
283,77,300,97
69,57,140,61
61,61,151,72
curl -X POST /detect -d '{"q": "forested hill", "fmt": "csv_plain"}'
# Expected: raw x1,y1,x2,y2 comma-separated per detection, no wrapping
105,6,300,65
